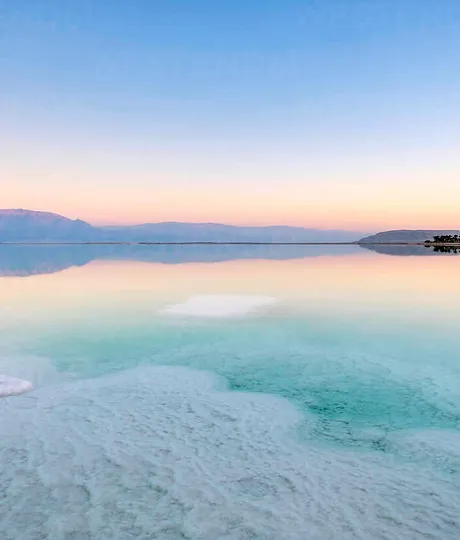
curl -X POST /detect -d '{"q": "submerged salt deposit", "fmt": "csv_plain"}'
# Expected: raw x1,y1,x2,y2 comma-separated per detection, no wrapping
2,248,460,539
0,365,458,540
160,294,277,317
0,374,33,397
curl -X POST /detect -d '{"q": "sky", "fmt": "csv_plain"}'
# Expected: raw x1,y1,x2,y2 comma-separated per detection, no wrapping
1,0,460,231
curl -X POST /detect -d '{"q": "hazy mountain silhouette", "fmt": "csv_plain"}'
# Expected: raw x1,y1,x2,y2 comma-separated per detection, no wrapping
0,209,363,243
0,209,99,242
102,222,362,243
359,229,460,244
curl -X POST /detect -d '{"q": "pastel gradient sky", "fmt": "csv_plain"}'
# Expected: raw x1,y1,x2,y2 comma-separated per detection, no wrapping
2,1,460,230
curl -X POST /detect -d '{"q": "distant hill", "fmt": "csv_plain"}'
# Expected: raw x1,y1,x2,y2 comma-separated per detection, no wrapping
358,230,460,244
0,209,99,242
0,209,364,243
101,222,362,243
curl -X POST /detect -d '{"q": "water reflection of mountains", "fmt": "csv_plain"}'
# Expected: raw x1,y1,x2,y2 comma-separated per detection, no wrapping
2,243,458,277
361,244,460,256
0,244,360,277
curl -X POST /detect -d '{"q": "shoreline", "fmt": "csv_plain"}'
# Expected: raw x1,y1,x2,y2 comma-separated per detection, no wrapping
0,241,460,247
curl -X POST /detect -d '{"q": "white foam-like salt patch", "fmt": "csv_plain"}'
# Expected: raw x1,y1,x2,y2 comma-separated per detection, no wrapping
160,294,277,317
389,429,460,472
0,375,33,398
0,365,459,540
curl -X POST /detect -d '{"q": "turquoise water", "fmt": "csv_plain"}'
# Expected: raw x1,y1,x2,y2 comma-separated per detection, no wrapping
0,245,459,539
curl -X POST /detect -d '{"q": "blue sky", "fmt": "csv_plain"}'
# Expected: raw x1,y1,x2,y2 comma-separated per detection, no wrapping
2,1,460,229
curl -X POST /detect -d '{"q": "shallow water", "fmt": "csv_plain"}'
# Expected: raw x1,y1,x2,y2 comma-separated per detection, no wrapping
0,245,459,539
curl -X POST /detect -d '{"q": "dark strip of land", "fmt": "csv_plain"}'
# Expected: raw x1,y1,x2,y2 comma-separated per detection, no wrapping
1,242,460,246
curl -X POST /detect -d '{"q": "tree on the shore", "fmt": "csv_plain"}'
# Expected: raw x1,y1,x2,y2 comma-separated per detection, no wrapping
427,234,460,244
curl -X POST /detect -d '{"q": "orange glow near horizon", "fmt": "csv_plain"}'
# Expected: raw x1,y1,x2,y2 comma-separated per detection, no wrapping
2,0,460,236
3,181,460,231
3,133,460,231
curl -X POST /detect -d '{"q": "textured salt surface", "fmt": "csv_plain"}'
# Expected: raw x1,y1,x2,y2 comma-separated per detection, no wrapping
388,429,460,473
160,294,276,317
0,374,33,397
0,366,458,540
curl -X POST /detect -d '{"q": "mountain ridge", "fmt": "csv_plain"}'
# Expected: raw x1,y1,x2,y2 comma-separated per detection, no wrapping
2,209,458,244
0,209,98,242
0,209,364,243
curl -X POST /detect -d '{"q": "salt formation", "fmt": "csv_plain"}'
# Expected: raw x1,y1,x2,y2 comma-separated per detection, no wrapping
160,294,276,317
0,375,33,397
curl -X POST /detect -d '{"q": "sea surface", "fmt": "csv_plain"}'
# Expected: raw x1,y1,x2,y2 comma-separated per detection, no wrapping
0,244,459,539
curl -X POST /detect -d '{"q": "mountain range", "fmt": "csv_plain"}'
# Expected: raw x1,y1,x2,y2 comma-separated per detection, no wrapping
0,209,364,243
1,209,458,244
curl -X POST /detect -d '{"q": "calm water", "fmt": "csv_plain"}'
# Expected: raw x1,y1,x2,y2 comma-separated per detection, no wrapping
1,245,459,539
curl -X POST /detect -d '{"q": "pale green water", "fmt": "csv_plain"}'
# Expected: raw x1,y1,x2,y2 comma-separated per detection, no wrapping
0,245,459,539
